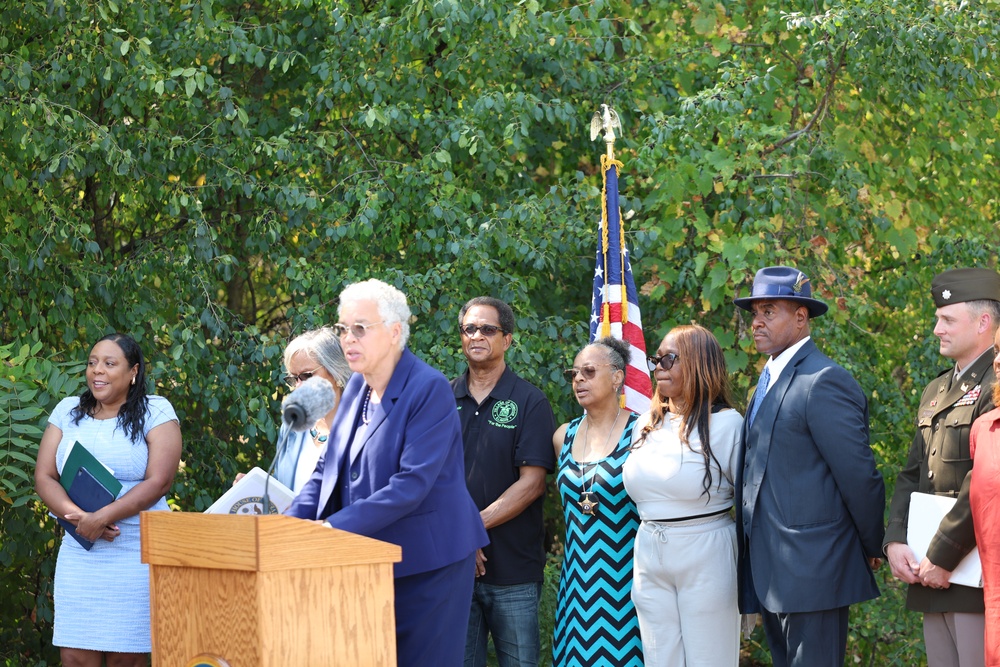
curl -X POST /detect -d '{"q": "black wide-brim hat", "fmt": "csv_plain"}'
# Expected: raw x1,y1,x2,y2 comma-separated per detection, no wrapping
734,266,829,318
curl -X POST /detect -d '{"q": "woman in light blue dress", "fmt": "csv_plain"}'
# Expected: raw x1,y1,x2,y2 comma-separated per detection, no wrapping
34,333,182,667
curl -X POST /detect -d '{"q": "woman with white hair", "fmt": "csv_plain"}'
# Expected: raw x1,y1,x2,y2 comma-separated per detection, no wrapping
286,279,487,667
271,327,352,492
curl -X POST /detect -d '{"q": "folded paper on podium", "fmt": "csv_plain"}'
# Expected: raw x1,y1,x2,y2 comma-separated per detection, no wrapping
204,467,294,515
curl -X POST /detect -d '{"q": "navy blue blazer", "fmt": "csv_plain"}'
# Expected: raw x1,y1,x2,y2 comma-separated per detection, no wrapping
286,348,488,578
736,340,885,614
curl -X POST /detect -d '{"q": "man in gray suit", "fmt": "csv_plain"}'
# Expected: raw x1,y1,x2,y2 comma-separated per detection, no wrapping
734,266,886,667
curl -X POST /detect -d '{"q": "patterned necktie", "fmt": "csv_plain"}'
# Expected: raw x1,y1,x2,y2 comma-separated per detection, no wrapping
748,366,771,426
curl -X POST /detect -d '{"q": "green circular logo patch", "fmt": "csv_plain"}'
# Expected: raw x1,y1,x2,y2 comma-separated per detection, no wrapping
492,400,518,424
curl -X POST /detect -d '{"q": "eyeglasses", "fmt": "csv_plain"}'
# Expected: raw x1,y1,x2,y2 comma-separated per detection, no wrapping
460,324,506,338
647,353,680,371
333,321,384,339
564,364,612,380
283,368,319,387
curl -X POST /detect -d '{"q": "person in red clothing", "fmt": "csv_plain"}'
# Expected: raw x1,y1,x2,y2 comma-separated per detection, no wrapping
971,326,1000,666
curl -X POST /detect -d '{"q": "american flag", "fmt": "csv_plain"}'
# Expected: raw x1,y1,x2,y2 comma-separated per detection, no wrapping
589,154,652,414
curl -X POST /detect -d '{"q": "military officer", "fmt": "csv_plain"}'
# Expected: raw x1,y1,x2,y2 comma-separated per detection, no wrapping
885,267,1000,667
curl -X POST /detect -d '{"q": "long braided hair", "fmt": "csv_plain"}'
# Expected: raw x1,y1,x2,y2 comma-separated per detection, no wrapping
71,333,149,442
634,324,734,499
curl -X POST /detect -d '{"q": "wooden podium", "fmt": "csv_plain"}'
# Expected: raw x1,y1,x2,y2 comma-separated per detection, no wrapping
141,512,402,667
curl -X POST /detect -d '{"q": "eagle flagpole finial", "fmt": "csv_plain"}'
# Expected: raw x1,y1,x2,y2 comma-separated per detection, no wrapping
590,104,621,161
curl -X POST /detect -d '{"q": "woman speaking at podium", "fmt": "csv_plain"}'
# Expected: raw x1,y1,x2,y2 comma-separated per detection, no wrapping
286,279,487,666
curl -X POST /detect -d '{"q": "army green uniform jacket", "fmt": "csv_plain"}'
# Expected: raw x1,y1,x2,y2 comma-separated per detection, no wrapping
884,348,996,613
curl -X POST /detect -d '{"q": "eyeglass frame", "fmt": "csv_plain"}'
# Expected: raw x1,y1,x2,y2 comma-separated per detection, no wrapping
460,323,507,338
563,363,614,380
283,368,319,387
333,321,385,339
647,353,680,372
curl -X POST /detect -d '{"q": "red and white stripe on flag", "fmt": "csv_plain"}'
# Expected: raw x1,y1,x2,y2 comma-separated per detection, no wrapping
589,155,652,415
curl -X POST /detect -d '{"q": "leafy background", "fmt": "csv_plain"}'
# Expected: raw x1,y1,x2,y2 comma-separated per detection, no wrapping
2,0,999,664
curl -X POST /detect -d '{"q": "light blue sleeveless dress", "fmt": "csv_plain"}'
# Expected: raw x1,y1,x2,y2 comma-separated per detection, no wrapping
553,413,643,666
50,395,178,652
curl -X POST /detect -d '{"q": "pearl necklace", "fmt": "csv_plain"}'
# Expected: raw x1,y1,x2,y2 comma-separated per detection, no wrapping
361,387,373,425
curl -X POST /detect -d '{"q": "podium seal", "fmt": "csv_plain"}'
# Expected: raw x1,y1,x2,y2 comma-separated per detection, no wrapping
186,655,231,667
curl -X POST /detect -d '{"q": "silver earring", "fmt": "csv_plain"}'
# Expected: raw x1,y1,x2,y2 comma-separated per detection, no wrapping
131,377,136,385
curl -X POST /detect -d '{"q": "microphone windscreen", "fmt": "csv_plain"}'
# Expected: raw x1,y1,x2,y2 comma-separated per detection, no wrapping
282,376,337,432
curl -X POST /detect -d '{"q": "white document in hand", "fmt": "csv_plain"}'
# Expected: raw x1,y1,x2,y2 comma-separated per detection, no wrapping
205,467,296,516
907,491,983,588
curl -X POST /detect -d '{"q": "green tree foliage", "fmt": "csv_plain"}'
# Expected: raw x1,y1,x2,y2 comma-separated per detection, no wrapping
2,0,999,663
0,344,82,664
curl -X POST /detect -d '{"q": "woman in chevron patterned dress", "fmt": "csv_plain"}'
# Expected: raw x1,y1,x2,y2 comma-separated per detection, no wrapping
552,337,643,667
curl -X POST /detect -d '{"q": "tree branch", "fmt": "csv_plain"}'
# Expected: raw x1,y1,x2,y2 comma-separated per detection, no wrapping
761,41,847,156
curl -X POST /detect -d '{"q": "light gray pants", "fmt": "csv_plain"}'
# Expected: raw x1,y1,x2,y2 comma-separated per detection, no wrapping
630,514,740,667
924,611,985,667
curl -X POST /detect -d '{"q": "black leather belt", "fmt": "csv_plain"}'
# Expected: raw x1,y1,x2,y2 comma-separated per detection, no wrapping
651,506,731,523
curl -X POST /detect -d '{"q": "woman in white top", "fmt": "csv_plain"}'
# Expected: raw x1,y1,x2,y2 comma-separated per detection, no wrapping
622,324,743,667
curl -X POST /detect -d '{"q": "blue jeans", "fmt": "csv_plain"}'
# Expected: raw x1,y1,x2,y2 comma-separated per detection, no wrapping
464,581,542,667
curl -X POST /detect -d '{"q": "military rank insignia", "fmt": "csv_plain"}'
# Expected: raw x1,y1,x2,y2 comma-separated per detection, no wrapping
954,385,982,407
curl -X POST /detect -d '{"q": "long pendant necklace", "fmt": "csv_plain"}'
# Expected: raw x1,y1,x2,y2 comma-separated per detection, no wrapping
578,465,599,515
577,407,621,516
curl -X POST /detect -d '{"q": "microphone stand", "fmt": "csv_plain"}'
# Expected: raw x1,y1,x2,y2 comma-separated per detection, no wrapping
261,425,291,515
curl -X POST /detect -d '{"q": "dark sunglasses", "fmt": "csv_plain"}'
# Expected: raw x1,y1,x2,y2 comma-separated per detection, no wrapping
283,369,318,387
563,364,611,380
647,353,680,371
460,324,506,337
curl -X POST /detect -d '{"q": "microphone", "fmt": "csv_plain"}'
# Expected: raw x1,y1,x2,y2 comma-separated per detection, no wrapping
282,376,337,432
263,376,337,514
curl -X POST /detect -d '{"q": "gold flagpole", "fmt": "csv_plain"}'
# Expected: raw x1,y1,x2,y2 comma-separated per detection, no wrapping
590,104,631,409
591,104,626,336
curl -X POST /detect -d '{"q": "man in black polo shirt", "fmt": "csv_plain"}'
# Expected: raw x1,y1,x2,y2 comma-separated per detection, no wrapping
453,296,556,667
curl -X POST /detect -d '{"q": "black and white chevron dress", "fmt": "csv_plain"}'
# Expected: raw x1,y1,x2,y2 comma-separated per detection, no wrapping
553,413,643,667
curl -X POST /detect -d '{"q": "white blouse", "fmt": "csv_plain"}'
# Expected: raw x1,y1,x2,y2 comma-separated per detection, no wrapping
623,408,743,521
293,438,324,493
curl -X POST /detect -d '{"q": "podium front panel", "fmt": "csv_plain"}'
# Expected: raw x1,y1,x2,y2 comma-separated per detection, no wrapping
142,512,399,666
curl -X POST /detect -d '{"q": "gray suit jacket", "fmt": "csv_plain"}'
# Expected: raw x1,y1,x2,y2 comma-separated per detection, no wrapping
736,339,885,614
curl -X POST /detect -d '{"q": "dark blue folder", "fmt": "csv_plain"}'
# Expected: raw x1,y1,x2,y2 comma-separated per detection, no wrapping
57,467,117,551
